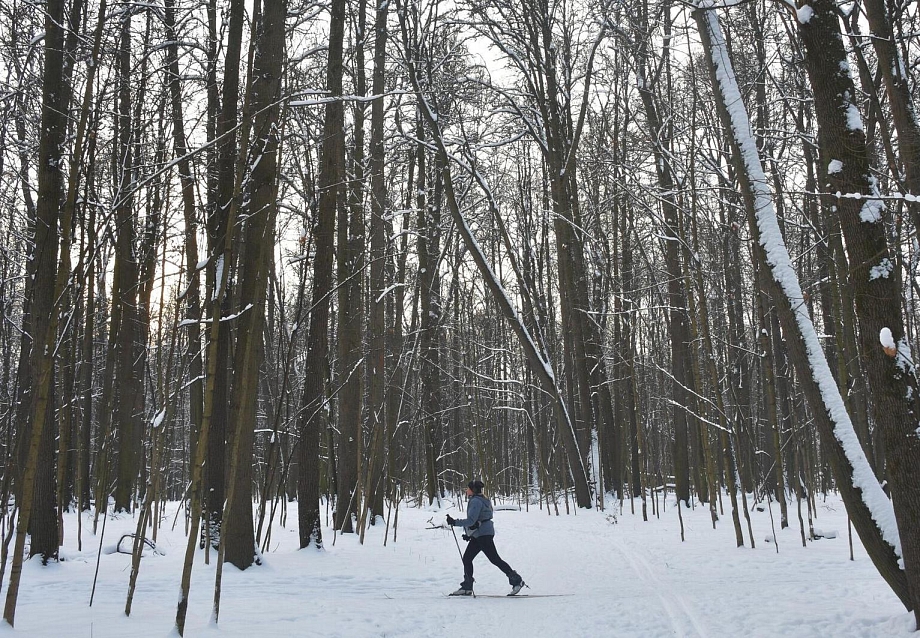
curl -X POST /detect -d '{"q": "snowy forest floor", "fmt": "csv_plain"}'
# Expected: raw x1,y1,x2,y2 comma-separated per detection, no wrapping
4,492,915,637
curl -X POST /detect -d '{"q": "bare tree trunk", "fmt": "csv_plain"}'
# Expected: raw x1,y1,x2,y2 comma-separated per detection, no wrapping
297,0,346,549
163,0,204,519
219,0,285,571
694,3,912,609
3,0,66,623
334,0,368,533
634,0,692,507
203,0,246,548
685,221,744,545
359,0,390,538
416,121,442,506
111,7,144,513
796,0,920,618
862,0,920,231
753,256,788,529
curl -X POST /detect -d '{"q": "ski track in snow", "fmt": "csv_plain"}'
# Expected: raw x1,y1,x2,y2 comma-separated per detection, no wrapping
610,535,709,638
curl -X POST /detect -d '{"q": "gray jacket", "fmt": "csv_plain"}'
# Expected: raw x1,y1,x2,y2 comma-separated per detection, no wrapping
452,494,494,538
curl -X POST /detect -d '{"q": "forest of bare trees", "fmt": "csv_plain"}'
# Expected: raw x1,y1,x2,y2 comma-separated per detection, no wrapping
1,0,919,630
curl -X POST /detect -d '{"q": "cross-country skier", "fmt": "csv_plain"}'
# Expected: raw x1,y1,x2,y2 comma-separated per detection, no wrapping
446,479,525,596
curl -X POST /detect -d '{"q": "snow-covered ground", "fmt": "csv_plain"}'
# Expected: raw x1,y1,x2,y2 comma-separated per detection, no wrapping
6,492,914,637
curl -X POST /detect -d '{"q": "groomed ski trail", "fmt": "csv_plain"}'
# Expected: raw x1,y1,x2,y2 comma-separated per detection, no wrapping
611,535,711,638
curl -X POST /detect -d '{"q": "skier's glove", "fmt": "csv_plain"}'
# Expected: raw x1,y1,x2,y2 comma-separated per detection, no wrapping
446,515,456,526
462,534,470,542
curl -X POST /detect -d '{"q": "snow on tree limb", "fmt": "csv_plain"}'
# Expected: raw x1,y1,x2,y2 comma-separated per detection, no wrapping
695,5,901,561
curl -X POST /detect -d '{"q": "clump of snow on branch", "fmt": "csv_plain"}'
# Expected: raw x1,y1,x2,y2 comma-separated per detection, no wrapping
860,176,885,223
861,198,884,223
880,328,897,357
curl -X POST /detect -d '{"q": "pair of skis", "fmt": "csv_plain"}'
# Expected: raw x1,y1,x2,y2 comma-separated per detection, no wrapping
448,584,566,598
449,581,526,597
448,593,565,598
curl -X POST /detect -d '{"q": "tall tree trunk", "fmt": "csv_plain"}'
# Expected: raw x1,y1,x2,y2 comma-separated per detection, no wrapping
3,0,67,623
51,0,86,528
112,7,143,513
620,211,643,503
540,30,604,508
335,0,368,532
297,0,345,548
218,0,286,574
164,0,204,523
862,0,920,231
333,214,365,533
635,0,692,506
204,0,246,547
753,255,788,529
360,0,390,535
796,0,920,619
416,121,442,506
694,3,912,609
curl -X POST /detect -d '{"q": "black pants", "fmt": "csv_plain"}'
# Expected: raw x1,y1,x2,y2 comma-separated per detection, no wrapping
461,535,515,588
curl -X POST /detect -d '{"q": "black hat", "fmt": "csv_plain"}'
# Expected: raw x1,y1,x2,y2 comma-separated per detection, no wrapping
468,480,484,494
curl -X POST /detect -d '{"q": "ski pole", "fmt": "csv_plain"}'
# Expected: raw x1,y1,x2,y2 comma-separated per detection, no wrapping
450,525,463,560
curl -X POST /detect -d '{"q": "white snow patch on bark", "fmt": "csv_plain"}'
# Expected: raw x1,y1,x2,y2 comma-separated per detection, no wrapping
827,159,843,174
212,255,225,301
897,338,916,376
838,60,854,80
869,258,893,280
843,91,864,131
858,177,885,223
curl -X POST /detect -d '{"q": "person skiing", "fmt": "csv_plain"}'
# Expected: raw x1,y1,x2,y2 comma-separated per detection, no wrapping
446,479,525,596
